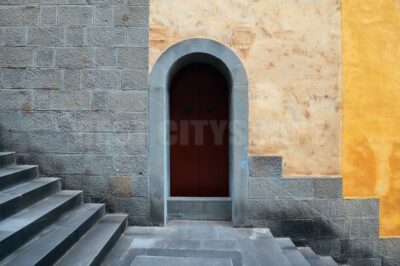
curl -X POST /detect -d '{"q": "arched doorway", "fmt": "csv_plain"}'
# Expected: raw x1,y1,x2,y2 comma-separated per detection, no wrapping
169,63,229,197
149,38,249,226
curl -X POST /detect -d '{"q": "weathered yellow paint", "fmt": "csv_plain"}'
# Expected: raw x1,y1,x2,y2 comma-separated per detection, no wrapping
342,0,400,236
150,0,342,176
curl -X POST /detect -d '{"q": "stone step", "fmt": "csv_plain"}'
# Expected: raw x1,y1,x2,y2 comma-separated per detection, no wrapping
298,247,327,266
0,165,38,190
276,238,310,266
0,152,15,168
0,204,105,266
131,255,233,266
0,190,82,260
133,248,243,266
319,256,338,266
55,214,127,266
251,239,292,266
0,177,61,220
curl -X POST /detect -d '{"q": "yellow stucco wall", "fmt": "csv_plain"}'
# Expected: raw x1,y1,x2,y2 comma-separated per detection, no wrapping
150,0,342,177
342,0,400,236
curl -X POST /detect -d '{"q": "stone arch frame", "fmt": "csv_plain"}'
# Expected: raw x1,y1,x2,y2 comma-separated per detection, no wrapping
148,38,249,226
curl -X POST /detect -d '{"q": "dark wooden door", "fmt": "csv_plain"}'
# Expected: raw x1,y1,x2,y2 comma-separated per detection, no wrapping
170,63,229,197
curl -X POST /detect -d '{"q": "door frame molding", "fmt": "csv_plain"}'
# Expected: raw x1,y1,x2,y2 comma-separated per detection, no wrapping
148,38,249,226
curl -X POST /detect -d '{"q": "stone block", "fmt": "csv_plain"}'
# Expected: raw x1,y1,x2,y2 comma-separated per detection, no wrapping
248,219,282,236
61,175,83,191
108,90,148,112
87,27,126,47
51,90,91,110
116,48,148,69
350,218,379,238
347,258,382,266
95,47,116,67
63,69,81,90
57,111,75,132
306,239,341,259
28,27,64,46
0,47,33,67
20,111,57,131
291,199,329,219
0,111,19,130
66,27,85,47
94,5,113,26
328,199,346,218
82,175,108,200
91,90,108,111
372,238,400,258
0,6,38,26
341,239,373,258
58,6,93,26
249,156,282,178
345,199,379,218
84,154,113,175
249,199,266,219
316,217,348,239
113,112,147,133
114,155,147,176
82,69,121,89
11,132,29,153
132,197,149,216
108,133,147,155
114,6,148,27
67,133,106,153
127,0,149,5
313,178,343,198
40,5,56,25
121,69,148,90
33,89,52,110
0,89,32,110
56,48,94,68
281,219,317,240
35,48,54,67
0,132,10,150
32,154,84,175
109,176,131,197
28,132,67,153
3,68,62,89
4,27,26,46
131,176,148,197
127,27,148,47
279,178,313,199
76,111,113,132
382,257,400,266
249,178,279,199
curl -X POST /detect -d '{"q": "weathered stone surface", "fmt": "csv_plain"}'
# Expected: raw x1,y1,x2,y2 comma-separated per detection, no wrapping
40,5,56,25
114,6,148,27
91,90,108,111
94,47,116,67
121,69,148,90
0,111,19,130
127,27,148,47
58,6,93,26
131,176,148,197
75,111,113,132
31,153,84,175
84,155,113,175
4,27,26,46
63,69,81,90
57,111,75,132
108,90,148,112
94,5,113,26
82,70,121,89
279,178,313,199
28,132,68,153
113,112,147,133
313,178,342,198
0,89,32,110
66,27,84,47
249,156,282,178
28,27,64,46
114,155,147,176
341,239,373,258
350,218,379,238
11,132,29,152
109,176,131,197
51,91,91,110
0,47,33,67
116,48,148,68
3,68,62,89
20,111,57,131
0,6,38,26
56,48,94,68
82,175,108,199
67,133,106,153
347,258,382,266
107,133,147,155
249,178,278,199
87,27,126,47
35,48,54,67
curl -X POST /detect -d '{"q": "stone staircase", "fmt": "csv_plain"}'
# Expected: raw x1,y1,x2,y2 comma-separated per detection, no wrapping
103,220,339,266
0,152,128,266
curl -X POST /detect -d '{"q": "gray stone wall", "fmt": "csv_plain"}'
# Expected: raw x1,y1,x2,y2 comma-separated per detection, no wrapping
0,0,150,225
249,156,400,265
